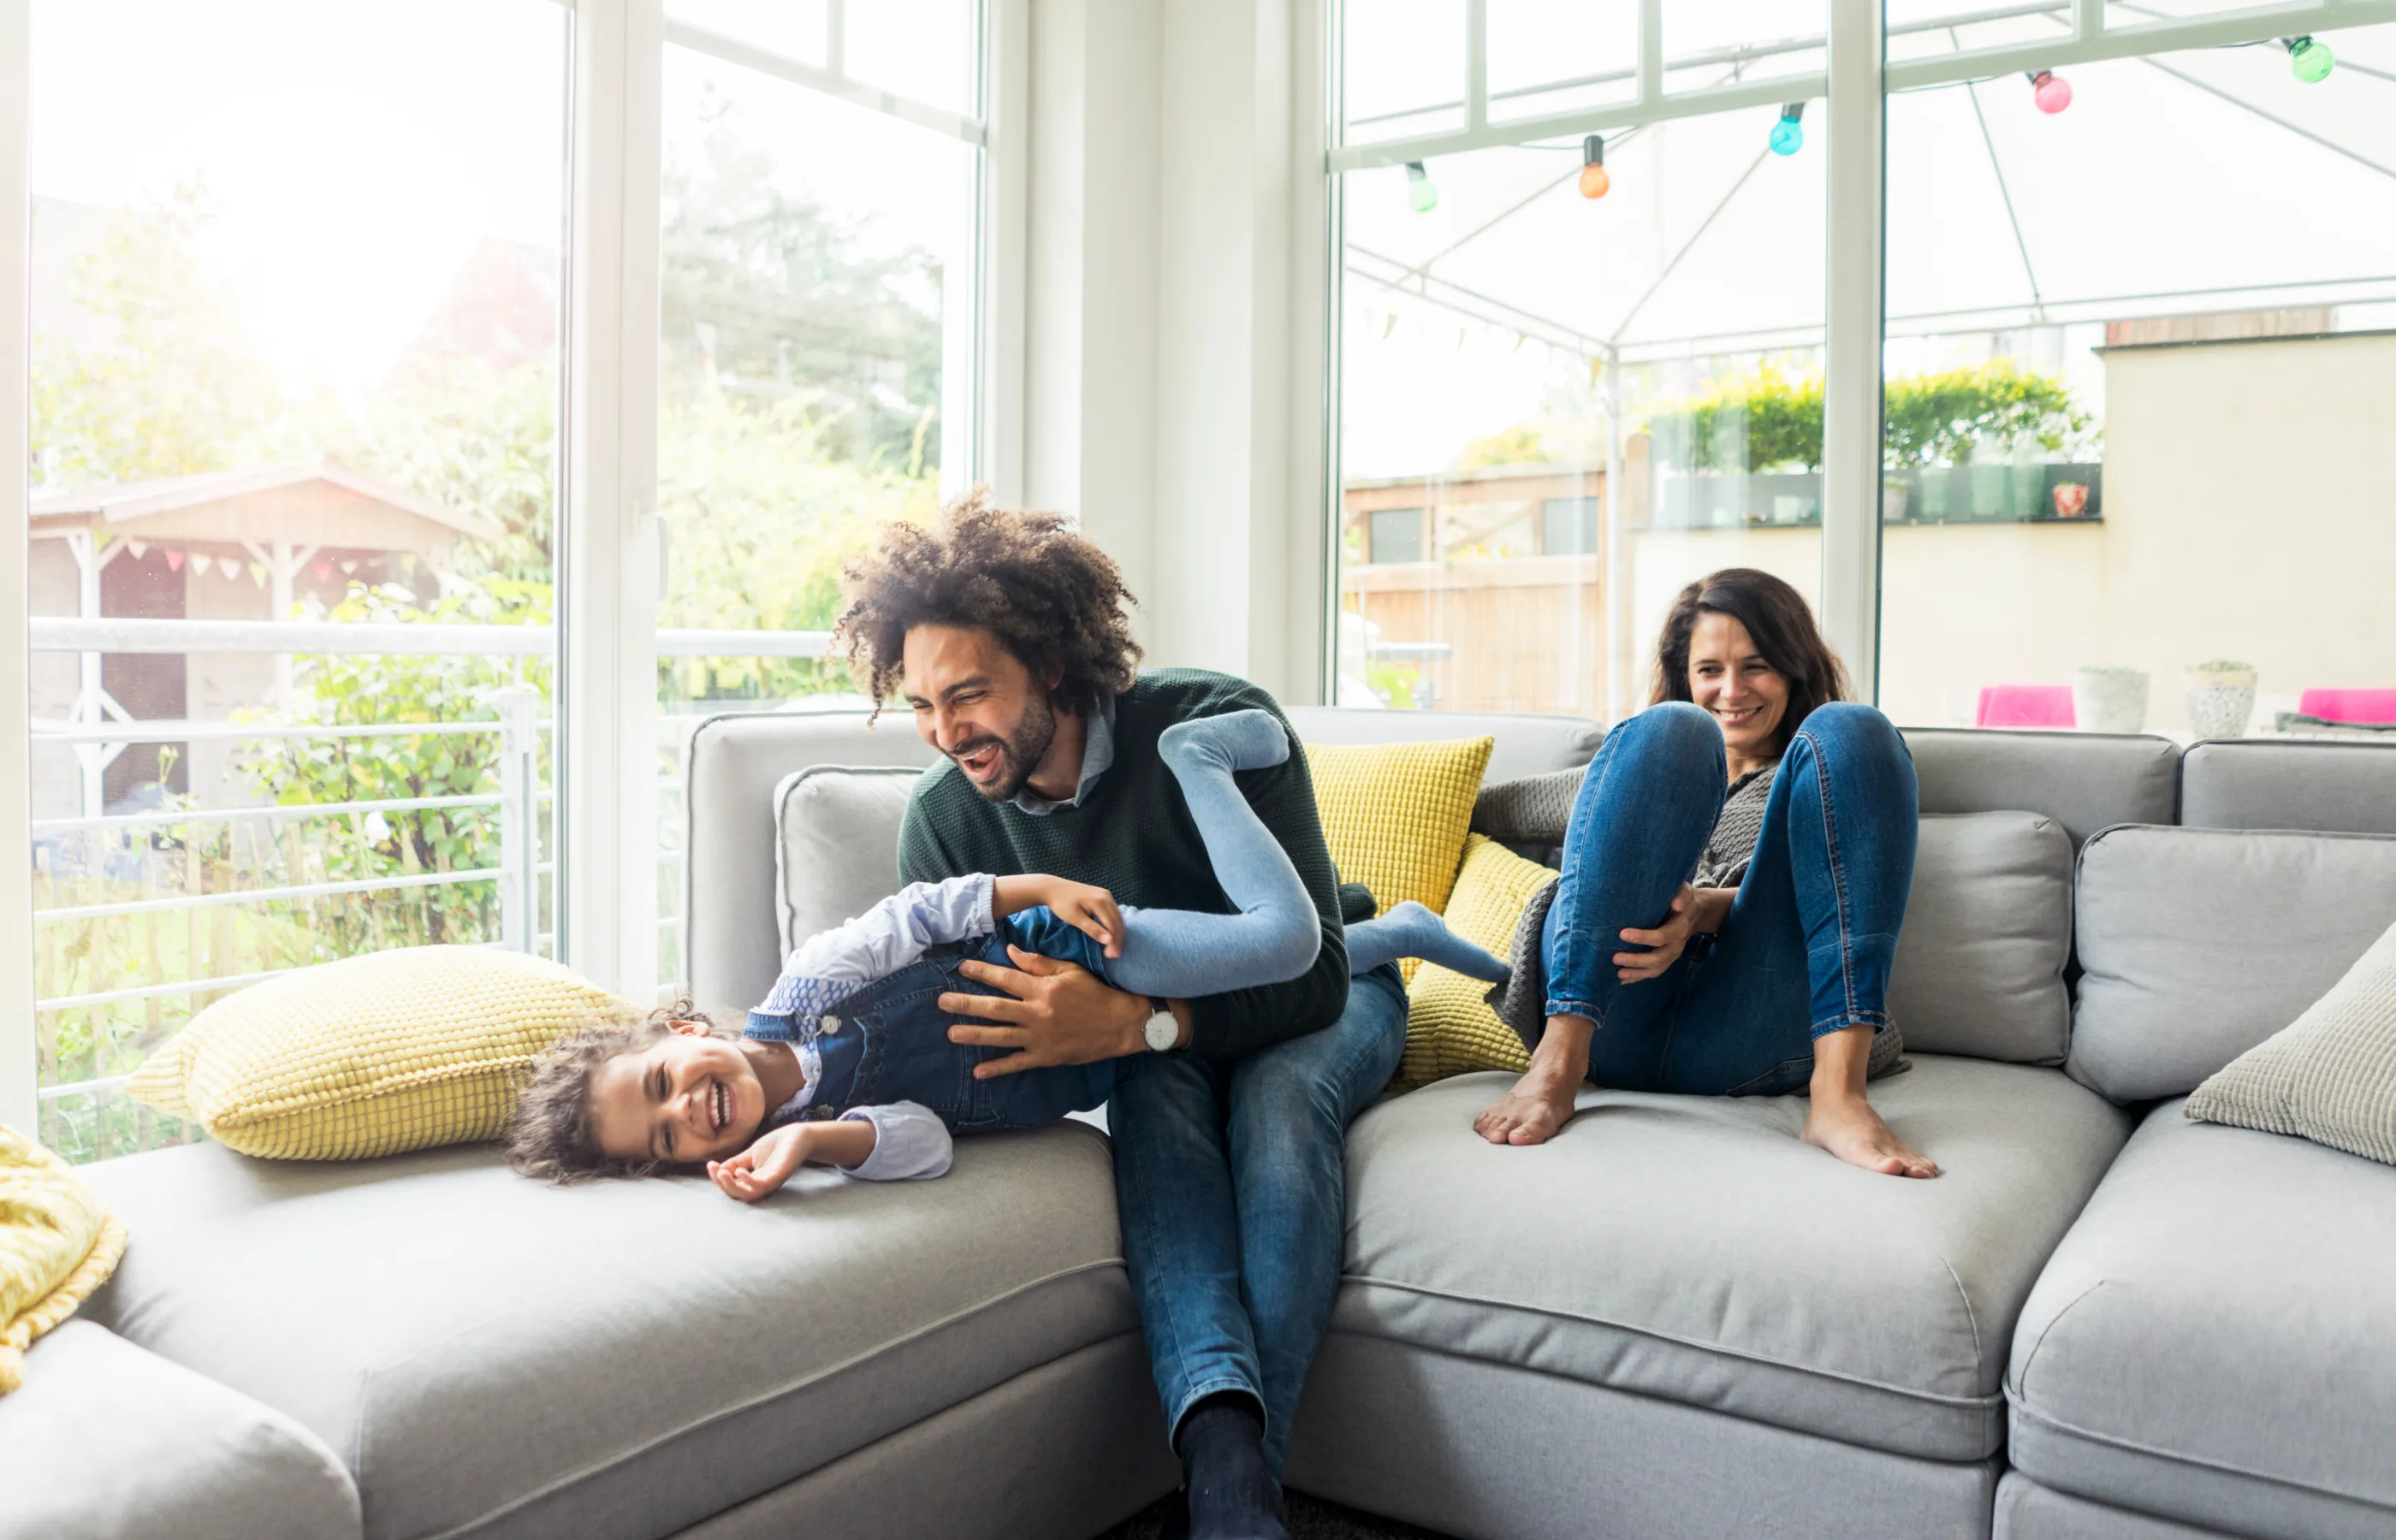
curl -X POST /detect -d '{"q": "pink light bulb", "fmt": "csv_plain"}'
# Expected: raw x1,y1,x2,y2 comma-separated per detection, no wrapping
2031,70,2073,114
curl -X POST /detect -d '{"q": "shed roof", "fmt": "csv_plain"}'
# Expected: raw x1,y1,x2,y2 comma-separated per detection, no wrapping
28,459,504,549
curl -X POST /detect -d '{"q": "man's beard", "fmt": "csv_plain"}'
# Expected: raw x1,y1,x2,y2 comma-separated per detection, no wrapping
951,693,1059,803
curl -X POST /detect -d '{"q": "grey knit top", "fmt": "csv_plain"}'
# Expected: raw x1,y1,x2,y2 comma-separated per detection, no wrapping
1481,759,1906,1077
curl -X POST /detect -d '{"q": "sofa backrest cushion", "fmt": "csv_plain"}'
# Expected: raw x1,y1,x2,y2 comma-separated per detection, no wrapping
2069,825,2396,1102
685,712,935,1014
1284,706,1601,786
1901,727,2180,849
2180,739,2396,836
773,766,925,989
1887,811,2074,1064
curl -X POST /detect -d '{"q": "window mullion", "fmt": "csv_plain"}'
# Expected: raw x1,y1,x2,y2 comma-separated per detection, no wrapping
0,0,33,1130
1822,0,1886,702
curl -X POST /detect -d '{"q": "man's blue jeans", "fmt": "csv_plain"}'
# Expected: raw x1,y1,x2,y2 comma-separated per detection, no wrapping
1106,964,1408,1476
1541,701,1918,1095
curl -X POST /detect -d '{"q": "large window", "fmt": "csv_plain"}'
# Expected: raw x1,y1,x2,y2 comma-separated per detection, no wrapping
651,3,984,989
1879,20,2396,739
1333,3,1830,721
23,1,569,1161
1330,1,2396,748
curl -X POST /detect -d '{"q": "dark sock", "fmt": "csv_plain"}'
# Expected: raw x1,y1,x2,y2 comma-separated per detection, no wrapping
1177,1394,1288,1540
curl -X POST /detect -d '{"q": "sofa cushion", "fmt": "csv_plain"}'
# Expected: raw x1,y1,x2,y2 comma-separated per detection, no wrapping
1308,736,1492,925
774,764,923,980
1399,833,1553,1085
1334,1055,2131,1461
0,1320,361,1540
80,1125,1137,1540
2,1120,125,1391
1901,728,2180,849
2007,1104,2396,1540
2070,826,2396,1102
1284,705,1601,787
1887,812,2074,1065
2180,738,2396,836
1994,1472,2239,1540
2185,917,2396,1164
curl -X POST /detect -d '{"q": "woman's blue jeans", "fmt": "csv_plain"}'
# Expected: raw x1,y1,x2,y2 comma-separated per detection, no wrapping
1539,701,1918,1096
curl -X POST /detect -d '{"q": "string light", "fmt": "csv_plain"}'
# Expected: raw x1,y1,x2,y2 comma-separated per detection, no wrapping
1404,161,1438,212
1578,134,1610,199
1770,104,1805,156
2283,35,2335,82
2028,69,2073,113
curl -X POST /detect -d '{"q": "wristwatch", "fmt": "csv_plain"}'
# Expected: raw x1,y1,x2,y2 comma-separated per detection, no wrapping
1142,997,1181,1052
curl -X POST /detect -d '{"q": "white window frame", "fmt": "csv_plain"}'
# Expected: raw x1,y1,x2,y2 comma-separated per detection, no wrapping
1317,0,2396,714
0,0,1019,1119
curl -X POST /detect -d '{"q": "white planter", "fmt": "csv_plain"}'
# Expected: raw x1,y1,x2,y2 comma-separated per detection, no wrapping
2185,684,2256,739
2073,668,2149,735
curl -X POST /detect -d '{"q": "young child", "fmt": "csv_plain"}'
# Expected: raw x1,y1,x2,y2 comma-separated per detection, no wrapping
507,709,1508,1199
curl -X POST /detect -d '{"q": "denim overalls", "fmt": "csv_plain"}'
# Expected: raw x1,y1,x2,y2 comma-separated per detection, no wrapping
744,906,1142,1133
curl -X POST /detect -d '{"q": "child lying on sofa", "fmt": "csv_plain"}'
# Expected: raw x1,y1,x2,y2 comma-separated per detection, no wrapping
507,708,1507,1199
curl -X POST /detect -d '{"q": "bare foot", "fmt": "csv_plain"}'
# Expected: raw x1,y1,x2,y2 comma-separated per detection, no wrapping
1474,1028,1589,1146
1801,1093,1941,1178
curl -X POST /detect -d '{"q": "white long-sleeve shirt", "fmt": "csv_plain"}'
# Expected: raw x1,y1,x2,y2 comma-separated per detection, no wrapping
751,874,1003,1183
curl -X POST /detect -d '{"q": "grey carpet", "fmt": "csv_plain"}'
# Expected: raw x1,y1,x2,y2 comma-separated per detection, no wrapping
1097,1490,1456,1539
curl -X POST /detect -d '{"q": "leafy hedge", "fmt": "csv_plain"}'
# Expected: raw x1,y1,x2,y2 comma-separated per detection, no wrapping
1642,360,2091,472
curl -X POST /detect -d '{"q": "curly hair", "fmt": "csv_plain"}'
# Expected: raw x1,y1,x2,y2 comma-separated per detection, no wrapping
505,1002,726,1184
834,489,1142,716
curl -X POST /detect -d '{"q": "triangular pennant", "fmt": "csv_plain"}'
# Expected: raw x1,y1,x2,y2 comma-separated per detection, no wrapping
311,560,332,582
165,548,184,572
249,561,268,587
127,539,149,560
189,554,213,578
338,559,358,575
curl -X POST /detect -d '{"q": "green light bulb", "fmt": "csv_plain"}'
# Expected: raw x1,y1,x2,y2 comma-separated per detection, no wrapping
2290,35,2334,83
1405,161,1438,213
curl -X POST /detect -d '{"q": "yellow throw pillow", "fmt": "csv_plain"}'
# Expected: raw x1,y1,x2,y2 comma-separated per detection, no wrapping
129,946,636,1161
1307,735,1495,922
1401,834,1557,1086
2,1123,127,1394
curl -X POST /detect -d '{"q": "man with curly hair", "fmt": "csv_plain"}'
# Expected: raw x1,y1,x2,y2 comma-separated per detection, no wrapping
836,494,1406,1540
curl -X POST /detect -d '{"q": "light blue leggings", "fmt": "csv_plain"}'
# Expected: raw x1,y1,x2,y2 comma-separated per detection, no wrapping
1101,710,1508,998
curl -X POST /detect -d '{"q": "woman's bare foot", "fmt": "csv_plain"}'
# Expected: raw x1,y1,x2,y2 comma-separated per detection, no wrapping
1801,1092,1941,1178
1474,1016,1593,1146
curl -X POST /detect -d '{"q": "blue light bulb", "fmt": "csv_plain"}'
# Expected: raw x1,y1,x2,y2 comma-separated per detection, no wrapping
1770,104,1806,157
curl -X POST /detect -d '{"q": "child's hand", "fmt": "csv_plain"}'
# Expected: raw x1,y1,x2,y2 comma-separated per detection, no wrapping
709,1125,810,1202
1041,879,1124,958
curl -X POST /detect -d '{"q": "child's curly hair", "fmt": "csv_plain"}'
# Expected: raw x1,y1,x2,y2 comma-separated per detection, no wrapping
507,1002,728,1184
833,489,1142,719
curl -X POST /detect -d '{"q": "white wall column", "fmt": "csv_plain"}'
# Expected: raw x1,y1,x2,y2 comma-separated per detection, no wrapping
1021,0,1162,622
1821,0,1886,700
0,0,33,1130
563,0,663,1001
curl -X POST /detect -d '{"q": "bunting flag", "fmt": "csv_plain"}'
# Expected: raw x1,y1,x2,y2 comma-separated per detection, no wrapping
165,549,184,572
127,539,149,560
249,561,268,588
188,554,213,578
1382,311,1399,340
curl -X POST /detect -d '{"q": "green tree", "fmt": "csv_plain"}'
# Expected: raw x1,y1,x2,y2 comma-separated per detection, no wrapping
1882,360,2093,468
1645,364,1825,473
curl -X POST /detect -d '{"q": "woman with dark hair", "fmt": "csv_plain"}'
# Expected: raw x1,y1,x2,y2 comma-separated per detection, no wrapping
1475,567,1937,1177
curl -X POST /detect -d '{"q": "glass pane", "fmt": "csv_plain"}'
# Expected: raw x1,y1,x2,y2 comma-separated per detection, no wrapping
655,43,982,988
1343,0,1466,145
668,0,831,67
847,0,981,117
1486,0,1638,123
1878,27,2396,737
1335,105,1827,720
1664,0,1826,93
25,0,568,1161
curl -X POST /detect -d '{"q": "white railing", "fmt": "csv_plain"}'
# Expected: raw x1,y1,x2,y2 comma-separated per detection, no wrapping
30,617,833,1105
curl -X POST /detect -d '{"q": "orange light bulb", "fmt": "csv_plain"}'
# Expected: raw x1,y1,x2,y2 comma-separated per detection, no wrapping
1578,163,1611,199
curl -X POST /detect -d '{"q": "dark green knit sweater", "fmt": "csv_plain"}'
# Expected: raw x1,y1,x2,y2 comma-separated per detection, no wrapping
897,669,1350,1061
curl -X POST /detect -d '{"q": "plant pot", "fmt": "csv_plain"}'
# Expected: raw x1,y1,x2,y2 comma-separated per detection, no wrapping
1882,480,1910,524
2185,684,2256,740
2073,667,2149,735
2052,482,2090,518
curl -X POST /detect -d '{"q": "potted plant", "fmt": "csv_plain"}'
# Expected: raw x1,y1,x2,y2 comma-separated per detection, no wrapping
2073,665,2150,735
2185,660,2257,740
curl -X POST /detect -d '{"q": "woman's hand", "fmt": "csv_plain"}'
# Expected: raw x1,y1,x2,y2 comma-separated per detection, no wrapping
993,875,1125,957
1614,886,1735,983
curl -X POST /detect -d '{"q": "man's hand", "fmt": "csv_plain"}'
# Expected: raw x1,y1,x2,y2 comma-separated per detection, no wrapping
942,945,1151,1077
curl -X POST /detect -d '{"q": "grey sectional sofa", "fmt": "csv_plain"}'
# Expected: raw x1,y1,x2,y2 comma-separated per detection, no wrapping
10,709,2393,1540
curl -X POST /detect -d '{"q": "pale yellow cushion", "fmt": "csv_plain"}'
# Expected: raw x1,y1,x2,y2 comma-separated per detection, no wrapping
129,946,634,1161
1307,736,1494,926
1401,834,1557,1086
2,1123,127,1394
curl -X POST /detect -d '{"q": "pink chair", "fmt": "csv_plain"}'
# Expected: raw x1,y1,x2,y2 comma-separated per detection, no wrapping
2298,688,2396,726
1977,684,2076,729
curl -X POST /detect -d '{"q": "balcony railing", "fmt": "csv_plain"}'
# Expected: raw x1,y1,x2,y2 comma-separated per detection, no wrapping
30,617,833,1111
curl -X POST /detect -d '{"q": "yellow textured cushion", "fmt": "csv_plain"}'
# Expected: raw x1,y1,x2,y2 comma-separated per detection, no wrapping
1307,736,1495,923
2,1123,127,1394
128,946,634,1161
1401,834,1557,1086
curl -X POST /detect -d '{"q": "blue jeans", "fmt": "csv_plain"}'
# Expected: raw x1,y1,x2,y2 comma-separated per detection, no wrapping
1540,701,1918,1096
1107,964,1409,1476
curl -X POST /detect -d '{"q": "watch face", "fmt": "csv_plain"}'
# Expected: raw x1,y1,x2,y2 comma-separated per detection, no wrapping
1143,1012,1178,1051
